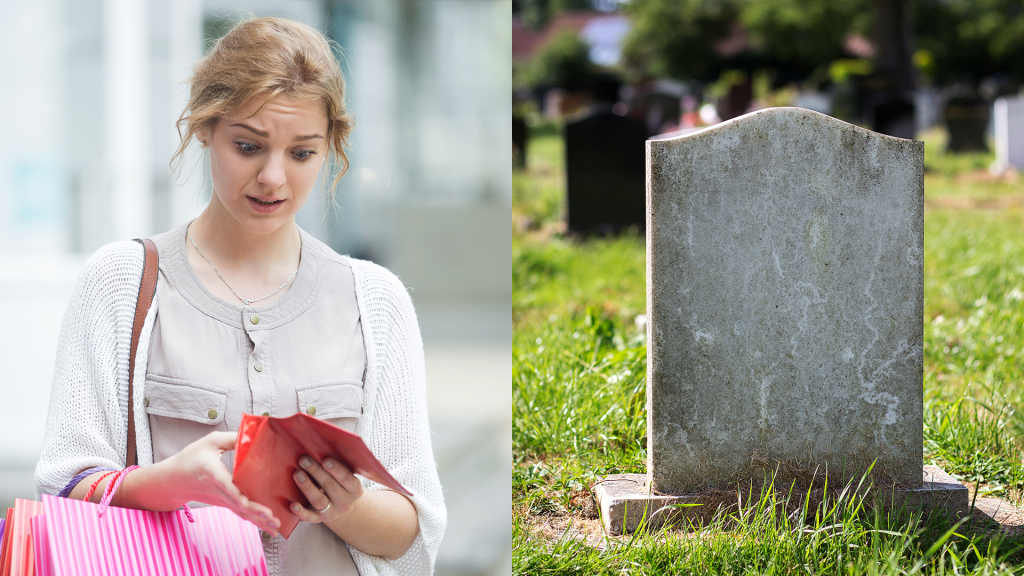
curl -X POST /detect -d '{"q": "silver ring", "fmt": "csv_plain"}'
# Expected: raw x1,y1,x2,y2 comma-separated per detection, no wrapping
315,501,332,514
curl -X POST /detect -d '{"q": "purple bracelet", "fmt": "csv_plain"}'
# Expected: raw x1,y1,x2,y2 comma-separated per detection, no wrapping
57,466,117,498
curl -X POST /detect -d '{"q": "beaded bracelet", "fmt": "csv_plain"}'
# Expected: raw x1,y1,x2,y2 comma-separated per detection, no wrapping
58,466,116,498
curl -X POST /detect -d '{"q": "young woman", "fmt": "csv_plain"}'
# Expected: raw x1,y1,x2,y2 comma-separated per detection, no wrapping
34,17,444,576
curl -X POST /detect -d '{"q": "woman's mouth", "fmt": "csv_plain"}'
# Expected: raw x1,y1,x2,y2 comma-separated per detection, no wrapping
248,196,285,214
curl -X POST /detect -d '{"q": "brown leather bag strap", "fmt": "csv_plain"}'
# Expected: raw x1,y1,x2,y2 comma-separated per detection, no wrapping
127,238,158,467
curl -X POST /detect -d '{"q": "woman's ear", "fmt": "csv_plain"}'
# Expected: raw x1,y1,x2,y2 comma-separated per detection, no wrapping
197,126,210,148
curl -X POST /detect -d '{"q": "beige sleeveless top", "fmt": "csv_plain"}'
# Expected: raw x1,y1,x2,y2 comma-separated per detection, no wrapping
144,222,364,576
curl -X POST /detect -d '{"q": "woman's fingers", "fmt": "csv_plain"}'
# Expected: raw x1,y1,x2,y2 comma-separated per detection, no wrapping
294,456,363,518
289,501,323,524
300,456,362,503
169,432,280,535
192,444,279,532
293,468,333,520
211,472,280,527
205,431,239,451
322,458,363,497
211,483,279,534
201,433,277,517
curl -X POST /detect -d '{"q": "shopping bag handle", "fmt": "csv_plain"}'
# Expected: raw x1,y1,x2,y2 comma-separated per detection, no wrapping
97,466,194,523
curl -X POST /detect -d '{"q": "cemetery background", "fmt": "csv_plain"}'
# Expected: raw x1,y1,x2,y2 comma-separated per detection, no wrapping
512,121,1024,571
0,1,511,575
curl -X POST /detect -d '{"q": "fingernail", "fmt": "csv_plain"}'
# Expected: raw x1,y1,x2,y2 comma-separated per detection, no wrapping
300,457,313,468
324,459,335,469
260,512,270,520
292,503,301,512
270,520,279,528
296,471,307,483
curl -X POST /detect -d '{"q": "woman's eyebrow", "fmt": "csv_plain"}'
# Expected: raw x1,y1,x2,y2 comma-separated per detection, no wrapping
231,123,269,137
231,123,323,141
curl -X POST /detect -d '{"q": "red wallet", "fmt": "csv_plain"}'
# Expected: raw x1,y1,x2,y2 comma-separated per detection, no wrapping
233,412,413,538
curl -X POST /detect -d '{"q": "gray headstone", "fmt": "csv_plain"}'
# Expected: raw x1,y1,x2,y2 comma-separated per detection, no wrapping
994,96,1024,171
647,107,923,494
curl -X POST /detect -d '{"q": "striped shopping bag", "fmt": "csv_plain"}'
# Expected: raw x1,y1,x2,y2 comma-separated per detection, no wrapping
33,494,267,576
6,499,45,576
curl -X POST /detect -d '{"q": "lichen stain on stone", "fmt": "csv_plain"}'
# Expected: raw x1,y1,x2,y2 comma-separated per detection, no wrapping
758,375,773,434
804,210,832,261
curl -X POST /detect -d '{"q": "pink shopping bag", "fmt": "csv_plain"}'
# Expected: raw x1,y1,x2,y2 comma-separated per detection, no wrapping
9,499,44,576
1,508,14,576
38,494,267,576
29,517,50,576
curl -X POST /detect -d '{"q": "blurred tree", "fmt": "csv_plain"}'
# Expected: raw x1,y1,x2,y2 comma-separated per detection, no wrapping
622,0,869,82
914,0,1024,84
513,0,600,29
521,30,602,88
742,0,869,74
622,0,1024,87
620,0,738,81
873,0,915,95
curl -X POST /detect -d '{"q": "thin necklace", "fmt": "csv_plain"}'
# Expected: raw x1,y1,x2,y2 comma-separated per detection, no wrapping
186,225,299,306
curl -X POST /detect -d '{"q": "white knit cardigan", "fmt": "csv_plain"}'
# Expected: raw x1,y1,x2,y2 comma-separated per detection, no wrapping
34,239,446,576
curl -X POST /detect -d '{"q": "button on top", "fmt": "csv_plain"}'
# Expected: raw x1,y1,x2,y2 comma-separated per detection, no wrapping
306,406,317,416
208,409,218,419
261,531,271,540
143,397,150,407
254,362,264,372
261,412,270,417
250,314,260,325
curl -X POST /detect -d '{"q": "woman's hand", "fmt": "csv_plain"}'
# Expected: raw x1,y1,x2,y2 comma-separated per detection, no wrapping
289,455,363,524
287,455,419,559
164,431,281,535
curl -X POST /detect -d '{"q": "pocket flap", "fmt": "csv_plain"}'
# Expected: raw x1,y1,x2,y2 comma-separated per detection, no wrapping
296,380,363,420
144,375,228,425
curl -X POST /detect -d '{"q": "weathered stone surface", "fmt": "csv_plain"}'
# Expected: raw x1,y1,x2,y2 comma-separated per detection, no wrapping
646,107,924,494
594,466,967,535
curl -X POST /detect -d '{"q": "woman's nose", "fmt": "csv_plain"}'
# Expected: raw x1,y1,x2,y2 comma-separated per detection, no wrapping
256,153,287,189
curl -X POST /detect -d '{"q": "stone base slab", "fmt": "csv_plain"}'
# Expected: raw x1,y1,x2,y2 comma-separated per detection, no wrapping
594,465,968,535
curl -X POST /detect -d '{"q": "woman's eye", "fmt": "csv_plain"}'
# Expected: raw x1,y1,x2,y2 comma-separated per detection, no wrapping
294,150,316,162
235,142,258,155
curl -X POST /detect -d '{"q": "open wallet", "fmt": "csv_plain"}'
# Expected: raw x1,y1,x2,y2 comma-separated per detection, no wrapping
233,412,413,538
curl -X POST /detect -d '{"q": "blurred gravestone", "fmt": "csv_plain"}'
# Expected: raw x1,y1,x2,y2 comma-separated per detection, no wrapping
512,116,527,171
716,80,752,121
944,97,989,152
564,107,646,233
871,97,916,140
994,96,1024,171
593,107,968,534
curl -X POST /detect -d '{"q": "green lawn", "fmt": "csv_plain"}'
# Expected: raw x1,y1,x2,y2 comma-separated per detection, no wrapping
513,122,1024,574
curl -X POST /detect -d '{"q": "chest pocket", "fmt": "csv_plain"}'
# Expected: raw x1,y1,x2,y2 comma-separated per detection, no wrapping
296,380,363,432
144,375,228,425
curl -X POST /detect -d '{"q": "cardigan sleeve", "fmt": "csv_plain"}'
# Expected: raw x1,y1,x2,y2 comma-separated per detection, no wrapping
348,261,446,576
34,241,144,496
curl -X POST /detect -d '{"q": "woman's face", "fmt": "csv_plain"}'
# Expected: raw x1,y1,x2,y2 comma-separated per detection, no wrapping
203,94,328,235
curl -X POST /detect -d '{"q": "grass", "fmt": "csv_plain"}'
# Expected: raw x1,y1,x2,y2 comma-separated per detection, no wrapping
514,121,1024,573
515,486,1014,575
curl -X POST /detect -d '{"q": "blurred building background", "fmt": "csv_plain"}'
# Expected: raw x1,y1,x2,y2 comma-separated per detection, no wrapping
0,1,510,575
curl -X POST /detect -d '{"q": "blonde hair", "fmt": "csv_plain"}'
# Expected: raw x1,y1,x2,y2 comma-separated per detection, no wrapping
171,17,353,195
